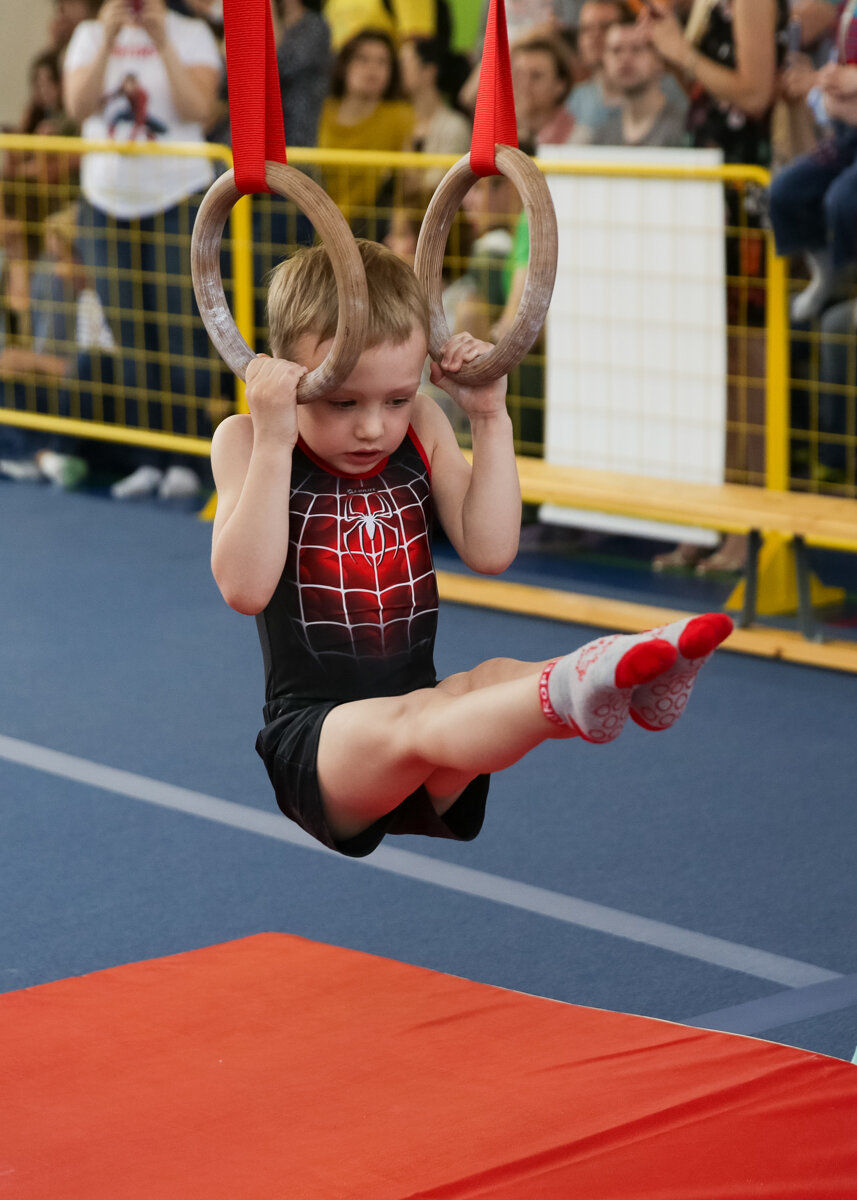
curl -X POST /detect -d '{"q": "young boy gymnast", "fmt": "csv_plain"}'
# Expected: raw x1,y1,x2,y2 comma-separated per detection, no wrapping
210,239,732,859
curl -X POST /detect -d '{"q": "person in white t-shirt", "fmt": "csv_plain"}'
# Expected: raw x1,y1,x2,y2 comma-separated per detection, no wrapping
63,0,223,499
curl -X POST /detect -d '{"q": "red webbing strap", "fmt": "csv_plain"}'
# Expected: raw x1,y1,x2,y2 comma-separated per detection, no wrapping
222,0,286,193
470,0,518,176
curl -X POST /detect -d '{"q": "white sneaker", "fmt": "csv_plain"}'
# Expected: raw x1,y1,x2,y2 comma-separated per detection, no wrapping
110,465,164,499
0,458,42,482
158,465,201,500
35,451,88,489
790,249,835,322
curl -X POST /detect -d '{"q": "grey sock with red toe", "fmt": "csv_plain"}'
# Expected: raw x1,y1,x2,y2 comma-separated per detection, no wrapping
539,632,677,743
630,612,733,732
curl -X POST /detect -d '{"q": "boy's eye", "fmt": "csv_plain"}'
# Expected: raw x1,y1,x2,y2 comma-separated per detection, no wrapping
389,396,410,407
328,399,355,410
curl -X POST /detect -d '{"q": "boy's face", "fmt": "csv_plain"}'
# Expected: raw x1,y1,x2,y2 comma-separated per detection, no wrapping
294,326,427,476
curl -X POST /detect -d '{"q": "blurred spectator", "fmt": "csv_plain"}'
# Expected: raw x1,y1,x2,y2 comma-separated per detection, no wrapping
15,52,77,140
639,0,788,164
63,0,223,499
769,2,857,321
3,50,77,191
812,295,857,488
166,0,224,27
48,0,101,53
789,0,840,59
459,0,581,114
0,205,112,381
449,173,522,344
0,209,33,347
1,50,80,286
772,5,839,168
566,0,627,143
479,0,581,45
645,0,788,576
590,17,686,146
324,0,444,52
273,0,332,147
511,36,576,145
319,29,414,235
398,35,470,194
0,204,114,484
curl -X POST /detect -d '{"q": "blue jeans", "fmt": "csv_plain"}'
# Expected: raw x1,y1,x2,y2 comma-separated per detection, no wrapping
76,196,227,396
768,123,857,269
817,298,857,473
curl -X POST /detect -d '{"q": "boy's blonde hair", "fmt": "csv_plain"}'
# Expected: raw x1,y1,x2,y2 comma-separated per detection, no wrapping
267,239,430,361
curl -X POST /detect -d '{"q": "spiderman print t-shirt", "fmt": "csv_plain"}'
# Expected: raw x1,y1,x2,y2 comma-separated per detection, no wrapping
256,428,440,706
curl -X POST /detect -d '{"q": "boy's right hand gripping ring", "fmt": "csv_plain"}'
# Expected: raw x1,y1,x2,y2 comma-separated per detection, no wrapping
191,161,369,402
413,145,558,386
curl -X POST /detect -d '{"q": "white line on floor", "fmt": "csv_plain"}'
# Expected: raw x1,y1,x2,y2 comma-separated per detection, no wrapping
0,732,840,990
686,973,857,1035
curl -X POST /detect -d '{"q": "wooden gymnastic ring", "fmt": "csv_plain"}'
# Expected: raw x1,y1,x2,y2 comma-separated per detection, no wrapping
191,162,369,401
413,145,558,386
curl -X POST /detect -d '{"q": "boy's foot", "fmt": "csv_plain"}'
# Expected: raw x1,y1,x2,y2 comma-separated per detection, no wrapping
540,633,678,743
630,612,733,732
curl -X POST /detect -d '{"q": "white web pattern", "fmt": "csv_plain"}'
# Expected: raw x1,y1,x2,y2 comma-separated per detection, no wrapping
289,457,439,662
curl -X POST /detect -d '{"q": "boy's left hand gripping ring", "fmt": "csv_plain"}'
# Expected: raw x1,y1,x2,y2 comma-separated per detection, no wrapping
191,162,369,402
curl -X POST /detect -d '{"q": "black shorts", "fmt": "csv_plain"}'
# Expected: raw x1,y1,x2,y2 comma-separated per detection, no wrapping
256,698,490,859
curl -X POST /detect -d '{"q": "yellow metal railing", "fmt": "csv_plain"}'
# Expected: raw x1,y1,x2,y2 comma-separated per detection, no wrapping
0,136,807,498
0,134,240,456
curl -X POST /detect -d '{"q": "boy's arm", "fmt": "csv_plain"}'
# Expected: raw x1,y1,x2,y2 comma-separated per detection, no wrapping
210,356,306,614
415,334,521,575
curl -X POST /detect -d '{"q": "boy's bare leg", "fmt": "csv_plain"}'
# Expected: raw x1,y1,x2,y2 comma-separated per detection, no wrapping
318,637,676,837
317,613,733,840
317,660,560,840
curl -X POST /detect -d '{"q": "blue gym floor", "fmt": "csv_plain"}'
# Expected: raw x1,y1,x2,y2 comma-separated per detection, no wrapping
2,481,855,1062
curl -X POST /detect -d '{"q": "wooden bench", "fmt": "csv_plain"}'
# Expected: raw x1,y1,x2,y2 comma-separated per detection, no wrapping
444,455,857,668
514,457,857,641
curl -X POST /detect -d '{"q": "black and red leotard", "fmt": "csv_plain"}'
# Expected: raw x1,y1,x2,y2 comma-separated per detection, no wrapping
253,427,489,856
256,427,440,707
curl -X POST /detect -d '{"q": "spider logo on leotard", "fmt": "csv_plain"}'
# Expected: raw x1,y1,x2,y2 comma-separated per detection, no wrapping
342,493,401,563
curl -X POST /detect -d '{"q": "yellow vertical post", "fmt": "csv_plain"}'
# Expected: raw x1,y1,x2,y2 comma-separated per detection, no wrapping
230,190,255,414
727,230,844,614
764,237,790,492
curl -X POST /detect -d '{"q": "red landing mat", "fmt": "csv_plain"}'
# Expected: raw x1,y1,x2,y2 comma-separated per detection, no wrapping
3,934,857,1199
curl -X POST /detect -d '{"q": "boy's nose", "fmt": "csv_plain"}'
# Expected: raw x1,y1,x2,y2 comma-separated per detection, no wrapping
356,409,384,440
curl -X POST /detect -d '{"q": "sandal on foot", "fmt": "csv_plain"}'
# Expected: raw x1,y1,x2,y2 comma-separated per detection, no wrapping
652,544,706,572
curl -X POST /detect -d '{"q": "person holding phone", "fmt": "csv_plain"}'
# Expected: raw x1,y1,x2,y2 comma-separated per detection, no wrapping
62,0,224,498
